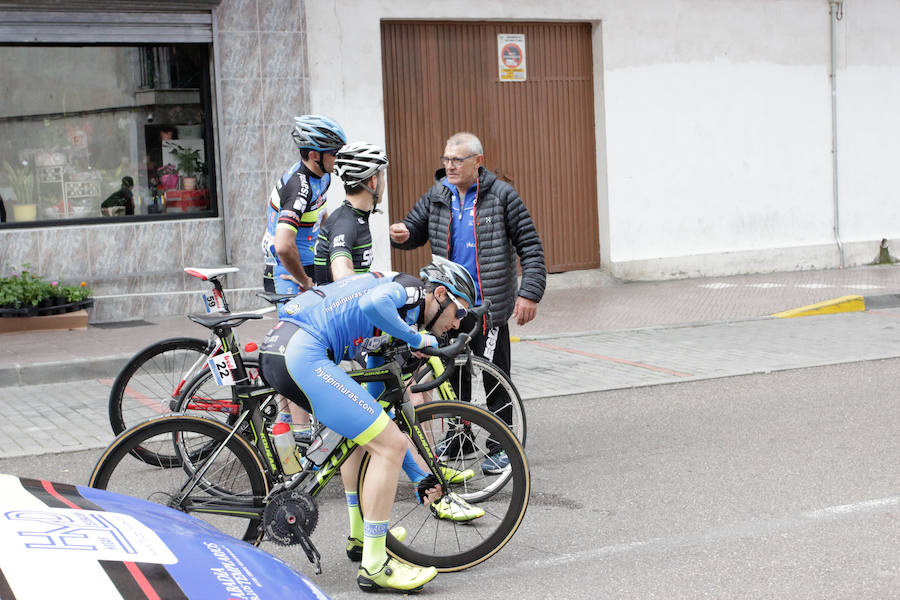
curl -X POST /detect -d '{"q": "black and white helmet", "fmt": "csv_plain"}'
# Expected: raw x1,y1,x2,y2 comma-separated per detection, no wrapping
290,114,347,152
334,142,389,184
419,255,477,307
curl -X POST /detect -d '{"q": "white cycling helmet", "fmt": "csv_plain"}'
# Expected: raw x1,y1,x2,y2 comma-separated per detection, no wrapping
334,142,389,184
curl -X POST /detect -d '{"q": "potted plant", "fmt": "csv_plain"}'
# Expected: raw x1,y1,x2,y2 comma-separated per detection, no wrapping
0,266,93,317
157,163,179,191
169,143,202,191
2,160,37,222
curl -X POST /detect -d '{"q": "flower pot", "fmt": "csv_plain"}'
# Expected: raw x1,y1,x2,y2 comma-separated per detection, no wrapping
160,174,178,190
13,204,37,222
182,176,197,191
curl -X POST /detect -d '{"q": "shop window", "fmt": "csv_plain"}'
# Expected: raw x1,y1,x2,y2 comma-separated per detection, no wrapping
0,43,216,226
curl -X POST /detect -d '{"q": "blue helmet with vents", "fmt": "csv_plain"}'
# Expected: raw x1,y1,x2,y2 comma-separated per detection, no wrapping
290,114,347,152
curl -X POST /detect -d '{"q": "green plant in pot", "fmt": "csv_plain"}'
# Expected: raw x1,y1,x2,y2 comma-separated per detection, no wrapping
169,143,202,190
2,160,37,222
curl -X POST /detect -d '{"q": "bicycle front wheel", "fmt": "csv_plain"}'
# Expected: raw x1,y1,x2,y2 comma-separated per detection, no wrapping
108,337,211,434
357,401,530,572
89,414,270,544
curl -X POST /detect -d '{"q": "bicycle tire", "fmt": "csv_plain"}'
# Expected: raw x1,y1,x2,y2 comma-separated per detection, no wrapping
108,336,211,435
447,354,526,446
89,414,270,544
356,400,530,572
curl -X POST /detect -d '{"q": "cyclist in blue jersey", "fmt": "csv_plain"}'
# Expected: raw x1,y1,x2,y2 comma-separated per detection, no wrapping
259,258,480,593
261,114,347,301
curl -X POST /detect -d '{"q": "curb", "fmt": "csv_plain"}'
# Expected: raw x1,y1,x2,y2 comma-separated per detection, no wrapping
772,292,900,319
0,356,129,388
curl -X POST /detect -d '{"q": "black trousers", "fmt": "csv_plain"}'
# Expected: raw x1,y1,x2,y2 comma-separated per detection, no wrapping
452,315,513,452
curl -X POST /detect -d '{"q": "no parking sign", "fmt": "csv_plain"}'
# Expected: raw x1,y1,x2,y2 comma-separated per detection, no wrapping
498,33,526,82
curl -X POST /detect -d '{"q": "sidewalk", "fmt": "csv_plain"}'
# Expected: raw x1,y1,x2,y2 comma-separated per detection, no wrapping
2,264,900,458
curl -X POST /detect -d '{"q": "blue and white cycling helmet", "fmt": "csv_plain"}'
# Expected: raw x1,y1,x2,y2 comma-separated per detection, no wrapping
290,114,347,152
419,255,477,307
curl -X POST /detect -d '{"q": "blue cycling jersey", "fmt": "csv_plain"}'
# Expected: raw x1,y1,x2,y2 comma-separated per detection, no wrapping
261,161,330,267
278,272,425,362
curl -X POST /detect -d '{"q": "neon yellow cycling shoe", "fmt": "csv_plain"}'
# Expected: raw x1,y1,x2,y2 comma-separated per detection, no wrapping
430,491,484,522
440,464,475,485
346,526,407,562
357,557,437,593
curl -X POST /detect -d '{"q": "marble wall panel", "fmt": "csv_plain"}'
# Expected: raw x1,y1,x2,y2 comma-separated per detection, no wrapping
265,124,297,176
229,267,260,291
262,78,308,130
225,170,267,222
143,291,192,319
88,224,140,278
134,222,182,274
260,32,306,79
229,216,262,267
217,0,259,33
224,126,266,173
0,230,39,275
89,295,145,324
219,32,261,80
181,219,227,267
222,79,264,127
259,0,304,32
37,227,90,281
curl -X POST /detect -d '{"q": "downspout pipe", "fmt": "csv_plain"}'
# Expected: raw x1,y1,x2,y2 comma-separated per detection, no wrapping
829,0,845,267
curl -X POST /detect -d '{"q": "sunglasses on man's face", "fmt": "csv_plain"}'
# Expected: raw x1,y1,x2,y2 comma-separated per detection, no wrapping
445,291,469,320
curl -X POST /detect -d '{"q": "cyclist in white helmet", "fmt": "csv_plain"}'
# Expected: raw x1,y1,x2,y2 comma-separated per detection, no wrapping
314,142,389,284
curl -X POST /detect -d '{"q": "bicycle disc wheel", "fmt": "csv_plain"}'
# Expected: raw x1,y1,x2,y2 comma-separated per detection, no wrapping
448,354,526,446
108,337,211,434
357,401,530,572
89,415,269,544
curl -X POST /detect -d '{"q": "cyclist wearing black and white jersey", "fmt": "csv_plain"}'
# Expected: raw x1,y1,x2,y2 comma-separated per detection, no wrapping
261,115,347,301
313,142,387,285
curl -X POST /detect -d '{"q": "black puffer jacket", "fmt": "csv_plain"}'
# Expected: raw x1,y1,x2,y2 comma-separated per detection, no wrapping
392,167,546,326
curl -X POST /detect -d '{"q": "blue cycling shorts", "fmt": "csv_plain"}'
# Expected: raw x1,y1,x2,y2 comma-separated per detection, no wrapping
267,325,390,445
272,263,315,318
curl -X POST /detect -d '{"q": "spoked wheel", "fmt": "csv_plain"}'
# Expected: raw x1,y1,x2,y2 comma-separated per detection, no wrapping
447,354,526,446
357,401,530,572
108,337,212,466
90,415,270,544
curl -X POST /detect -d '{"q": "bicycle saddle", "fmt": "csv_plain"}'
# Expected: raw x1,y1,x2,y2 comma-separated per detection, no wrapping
188,312,263,330
184,266,240,281
256,292,297,304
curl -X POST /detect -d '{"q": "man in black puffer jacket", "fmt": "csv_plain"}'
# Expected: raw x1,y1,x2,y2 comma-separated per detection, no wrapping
390,131,546,474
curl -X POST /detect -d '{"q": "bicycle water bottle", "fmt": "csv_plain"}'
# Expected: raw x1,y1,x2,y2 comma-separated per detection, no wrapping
271,422,301,475
304,426,343,466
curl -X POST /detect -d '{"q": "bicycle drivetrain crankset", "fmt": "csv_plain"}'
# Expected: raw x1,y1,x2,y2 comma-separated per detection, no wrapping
263,490,322,573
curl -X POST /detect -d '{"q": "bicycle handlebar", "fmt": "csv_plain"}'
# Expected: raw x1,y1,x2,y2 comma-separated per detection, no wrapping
408,300,491,393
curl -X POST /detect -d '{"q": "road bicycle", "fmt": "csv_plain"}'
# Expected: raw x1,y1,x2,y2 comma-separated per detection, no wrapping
106,267,296,461
89,302,529,573
108,266,526,466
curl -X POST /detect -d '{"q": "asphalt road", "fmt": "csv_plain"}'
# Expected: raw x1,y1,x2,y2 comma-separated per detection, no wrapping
1,359,897,599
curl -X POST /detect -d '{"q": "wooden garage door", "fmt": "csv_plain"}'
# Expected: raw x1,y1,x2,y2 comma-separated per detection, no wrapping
383,20,600,275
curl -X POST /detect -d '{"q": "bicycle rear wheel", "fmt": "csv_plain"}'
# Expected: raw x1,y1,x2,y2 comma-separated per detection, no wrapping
174,359,265,426
447,354,526,446
356,401,530,572
108,337,211,436
89,415,270,544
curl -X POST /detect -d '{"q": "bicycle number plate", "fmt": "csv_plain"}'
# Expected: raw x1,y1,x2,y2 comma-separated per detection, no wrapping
201,290,226,313
208,352,237,386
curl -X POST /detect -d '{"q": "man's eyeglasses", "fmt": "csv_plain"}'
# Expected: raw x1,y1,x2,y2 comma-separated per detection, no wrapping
445,291,469,320
439,154,478,167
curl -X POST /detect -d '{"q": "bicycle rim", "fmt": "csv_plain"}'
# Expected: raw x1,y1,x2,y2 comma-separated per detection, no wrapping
90,415,270,544
108,337,210,441
357,401,530,572
450,354,526,446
